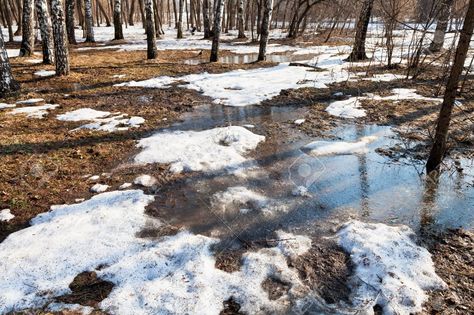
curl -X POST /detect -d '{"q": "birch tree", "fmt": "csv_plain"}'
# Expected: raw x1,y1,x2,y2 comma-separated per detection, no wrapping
258,0,273,61
35,0,55,64
65,0,77,45
19,0,35,56
429,0,454,53
0,29,19,96
426,0,474,173
114,0,124,40
202,0,211,38
84,0,95,42
145,0,158,59
210,0,224,62
346,0,374,61
237,0,245,38
50,0,70,76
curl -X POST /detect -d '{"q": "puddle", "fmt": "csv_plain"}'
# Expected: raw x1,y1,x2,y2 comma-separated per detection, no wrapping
184,52,316,65
144,103,474,245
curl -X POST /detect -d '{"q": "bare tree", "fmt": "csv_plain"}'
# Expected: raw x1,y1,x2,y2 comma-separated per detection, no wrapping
114,0,124,40
35,0,55,64
145,0,158,59
19,0,35,56
429,0,454,52
237,0,246,38
177,0,184,38
346,0,374,61
426,0,474,173
50,0,70,75
0,28,19,96
258,0,273,61
210,0,224,62
202,0,211,38
65,0,77,44
84,0,95,42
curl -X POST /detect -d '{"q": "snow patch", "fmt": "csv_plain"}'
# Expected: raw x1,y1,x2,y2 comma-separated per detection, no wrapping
34,70,56,77
16,98,44,105
90,183,109,193
133,175,157,187
57,108,112,121
0,209,14,222
0,103,15,109
326,98,366,118
294,119,305,125
212,186,269,212
275,230,312,259
134,126,265,175
119,183,132,189
302,136,378,156
337,221,447,315
9,104,59,119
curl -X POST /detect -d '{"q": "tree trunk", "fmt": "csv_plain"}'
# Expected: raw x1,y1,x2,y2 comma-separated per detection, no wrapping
98,1,112,26
114,0,124,39
237,0,245,38
426,0,474,173
0,28,19,96
35,0,55,64
144,0,158,59
202,0,210,38
19,0,35,56
210,0,223,62
257,0,272,61
84,0,95,42
2,0,14,42
65,0,77,44
50,0,70,75
346,0,374,61
429,0,454,53
14,0,22,36
129,0,136,25
177,0,183,38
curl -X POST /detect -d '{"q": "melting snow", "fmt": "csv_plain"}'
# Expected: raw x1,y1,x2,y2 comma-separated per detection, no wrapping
90,183,109,193
119,183,132,189
302,136,378,156
34,70,56,77
117,63,350,106
133,175,157,187
16,98,45,105
9,104,59,119
57,108,112,121
337,221,447,315
0,209,14,222
294,119,305,125
212,186,269,212
0,103,15,109
134,126,265,175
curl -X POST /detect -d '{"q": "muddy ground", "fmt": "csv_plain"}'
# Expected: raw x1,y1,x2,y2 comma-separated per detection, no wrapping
1,37,473,314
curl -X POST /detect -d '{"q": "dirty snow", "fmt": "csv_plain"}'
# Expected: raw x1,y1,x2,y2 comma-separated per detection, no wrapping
16,98,44,105
133,175,157,187
337,221,447,315
9,104,59,119
326,98,366,118
134,126,265,175
90,183,109,193
57,108,112,121
0,209,14,222
212,186,269,212
302,136,378,156
34,70,56,77
275,230,312,258
117,63,350,106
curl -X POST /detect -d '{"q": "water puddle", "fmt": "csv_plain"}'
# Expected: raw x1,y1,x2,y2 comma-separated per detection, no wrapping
145,103,474,245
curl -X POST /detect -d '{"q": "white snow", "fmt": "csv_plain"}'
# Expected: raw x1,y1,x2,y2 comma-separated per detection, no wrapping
25,59,43,64
302,136,378,156
134,126,265,175
34,70,56,77
326,97,366,118
133,175,157,187
57,108,112,121
90,183,109,193
294,119,305,125
362,73,406,82
47,303,93,314
0,209,14,222
212,186,269,212
88,175,100,181
337,221,447,315
0,103,15,109
275,230,312,259
16,98,44,105
117,63,350,106
119,183,132,189
57,108,145,132
0,190,155,313
9,104,59,119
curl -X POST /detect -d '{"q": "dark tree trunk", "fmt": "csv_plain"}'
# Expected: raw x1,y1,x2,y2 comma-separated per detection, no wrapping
114,0,124,39
177,0,183,38
19,0,35,56
237,0,245,38
429,0,454,52
346,0,374,61
210,0,223,62
202,0,210,38
84,0,95,42
98,1,112,26
257,0,272,61
0,28,19,96
426,0,474,173
144,0,158,59
35,0,55,64
2,0,14,42
65,0,77,44
51,0,70,75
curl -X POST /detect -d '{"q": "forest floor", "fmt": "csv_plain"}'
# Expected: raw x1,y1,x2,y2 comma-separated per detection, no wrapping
0,27,473,314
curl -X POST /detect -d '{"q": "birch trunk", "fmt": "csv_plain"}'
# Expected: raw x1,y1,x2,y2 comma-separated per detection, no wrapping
429,0,454,53
210,0,223,62
19,0,35,56
0,28,19,96
84,0,95,42
144,0,158,59
257,0,272,61
51,0,70,75
237,0,245,38
426,0,474,173
35,0,55,64
346,0,374,61
202,0,210,38
114,0,124,39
